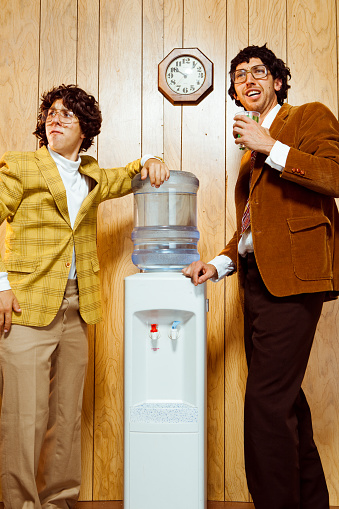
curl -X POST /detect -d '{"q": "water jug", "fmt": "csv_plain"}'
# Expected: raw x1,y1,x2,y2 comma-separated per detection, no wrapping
131,170,200,271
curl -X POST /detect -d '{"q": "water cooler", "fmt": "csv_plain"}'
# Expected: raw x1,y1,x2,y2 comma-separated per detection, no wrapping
124,171,207,509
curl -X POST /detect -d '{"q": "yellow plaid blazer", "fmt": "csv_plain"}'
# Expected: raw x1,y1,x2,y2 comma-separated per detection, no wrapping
0,146,143,326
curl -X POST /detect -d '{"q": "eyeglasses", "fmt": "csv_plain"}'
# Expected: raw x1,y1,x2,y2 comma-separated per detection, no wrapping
231,65,268,84
42,108,77,125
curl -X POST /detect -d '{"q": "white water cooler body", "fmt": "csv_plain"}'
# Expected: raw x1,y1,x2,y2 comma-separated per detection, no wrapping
124,272,207,509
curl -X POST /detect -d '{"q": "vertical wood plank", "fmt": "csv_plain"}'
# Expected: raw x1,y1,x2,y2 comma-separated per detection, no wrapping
1,0,339,504
77,0,100,500
163,0,183,170
287,0,339,505
183,0,227,500
304,301,339,503
0,0,40,500
93,0,142,500
249,0,286,58
142,0,164,155
287,0,337,109
225,0,249,501
0,0,40,154
225,0,287,501
77,0,100,159
39,0,77,94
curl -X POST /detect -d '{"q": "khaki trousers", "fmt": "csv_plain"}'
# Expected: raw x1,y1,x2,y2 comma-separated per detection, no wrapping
0,280,88,509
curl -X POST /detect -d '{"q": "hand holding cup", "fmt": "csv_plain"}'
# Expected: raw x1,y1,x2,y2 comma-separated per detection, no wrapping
234,110,260,150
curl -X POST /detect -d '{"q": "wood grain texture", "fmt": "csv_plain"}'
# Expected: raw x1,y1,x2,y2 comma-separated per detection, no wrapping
76,1,100,500
183,0,227,500
0,0,339,505
77,0,100,159
0,0,40,500
163,0,183,170
303,301,339,501
224,0,287,501
142,0,164,155
224,0,249,502
39,0,77,94
287,0,337,109
249,0,286,56
93,0,142,500
0,0,40,154
286,0,339,504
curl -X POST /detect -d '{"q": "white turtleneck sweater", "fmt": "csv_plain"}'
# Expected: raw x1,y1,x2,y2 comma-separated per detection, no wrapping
0,148,154,291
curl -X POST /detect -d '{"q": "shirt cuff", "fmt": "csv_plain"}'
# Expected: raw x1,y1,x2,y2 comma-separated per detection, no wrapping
141,154,161,166
208,255,236,282
0,272,11,292
265,140,290,171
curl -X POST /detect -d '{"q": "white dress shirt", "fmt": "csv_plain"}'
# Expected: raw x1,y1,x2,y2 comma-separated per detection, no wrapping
209,104,291,280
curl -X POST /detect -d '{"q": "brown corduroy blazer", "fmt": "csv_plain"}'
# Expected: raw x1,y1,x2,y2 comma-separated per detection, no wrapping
0,146,143,326
220,102,339,299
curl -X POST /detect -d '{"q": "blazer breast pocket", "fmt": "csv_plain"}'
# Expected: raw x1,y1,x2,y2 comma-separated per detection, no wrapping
287,216,332,281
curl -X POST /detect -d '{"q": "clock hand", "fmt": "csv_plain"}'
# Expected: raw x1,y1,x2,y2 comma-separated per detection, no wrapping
175,67,188,78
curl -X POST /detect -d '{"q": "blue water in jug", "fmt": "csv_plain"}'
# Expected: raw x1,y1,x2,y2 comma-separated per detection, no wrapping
131,170,200,271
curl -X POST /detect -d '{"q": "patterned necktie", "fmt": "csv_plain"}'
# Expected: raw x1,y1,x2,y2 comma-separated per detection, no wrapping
241,150,257,235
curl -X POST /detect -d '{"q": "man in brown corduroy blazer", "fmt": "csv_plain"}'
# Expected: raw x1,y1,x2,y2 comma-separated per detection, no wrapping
183,45,339,509
0,84,169,509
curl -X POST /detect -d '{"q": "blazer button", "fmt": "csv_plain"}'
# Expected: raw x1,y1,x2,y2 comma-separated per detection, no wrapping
65,262,71,268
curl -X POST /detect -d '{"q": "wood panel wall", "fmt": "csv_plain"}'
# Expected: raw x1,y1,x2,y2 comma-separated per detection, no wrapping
0,0,338,504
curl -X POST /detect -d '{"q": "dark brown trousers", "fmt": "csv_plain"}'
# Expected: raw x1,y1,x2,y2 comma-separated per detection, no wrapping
243,253,329,509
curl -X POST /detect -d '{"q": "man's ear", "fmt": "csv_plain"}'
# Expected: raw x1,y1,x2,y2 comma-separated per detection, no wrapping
274,78,283,92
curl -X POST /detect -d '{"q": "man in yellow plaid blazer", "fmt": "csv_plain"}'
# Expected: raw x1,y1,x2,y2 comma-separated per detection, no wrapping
0,84,169,509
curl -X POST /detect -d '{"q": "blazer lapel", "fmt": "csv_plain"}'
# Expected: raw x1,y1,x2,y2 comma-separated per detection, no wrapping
73,157,101,231
269,103,292,139
35,146,71,227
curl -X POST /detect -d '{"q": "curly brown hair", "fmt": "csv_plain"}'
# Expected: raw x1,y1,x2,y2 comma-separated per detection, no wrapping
228,44,291,107
33,84,102,152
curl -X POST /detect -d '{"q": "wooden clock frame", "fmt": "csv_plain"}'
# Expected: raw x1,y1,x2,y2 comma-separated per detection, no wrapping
158,48,214,105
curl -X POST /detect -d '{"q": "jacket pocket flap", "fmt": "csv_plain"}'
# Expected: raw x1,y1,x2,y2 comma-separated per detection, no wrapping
287,216,331,233
4,258,38,273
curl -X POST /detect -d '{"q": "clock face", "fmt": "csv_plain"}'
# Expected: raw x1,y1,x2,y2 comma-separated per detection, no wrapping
166,56,206,95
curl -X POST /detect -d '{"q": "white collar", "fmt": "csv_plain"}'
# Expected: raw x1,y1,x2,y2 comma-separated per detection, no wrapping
261,103,282,129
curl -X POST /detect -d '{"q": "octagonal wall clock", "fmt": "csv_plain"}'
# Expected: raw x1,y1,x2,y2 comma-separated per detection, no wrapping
158,48,214,105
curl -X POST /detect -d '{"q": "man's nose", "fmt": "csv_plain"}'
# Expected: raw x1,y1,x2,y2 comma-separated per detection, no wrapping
51,112,62,124
245,71,255,84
